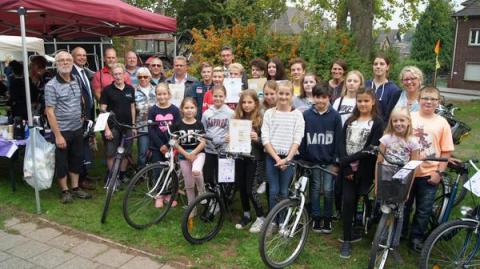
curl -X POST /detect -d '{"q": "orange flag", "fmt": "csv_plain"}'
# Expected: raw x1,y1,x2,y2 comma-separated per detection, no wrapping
434,40,441,55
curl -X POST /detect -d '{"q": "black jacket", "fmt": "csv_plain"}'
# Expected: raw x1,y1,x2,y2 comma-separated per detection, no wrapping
339,116,384,194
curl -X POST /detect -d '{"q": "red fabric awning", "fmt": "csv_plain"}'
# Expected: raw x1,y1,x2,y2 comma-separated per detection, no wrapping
0,0,176,39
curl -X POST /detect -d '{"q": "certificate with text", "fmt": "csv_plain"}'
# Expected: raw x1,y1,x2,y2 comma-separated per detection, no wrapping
228,119,252,154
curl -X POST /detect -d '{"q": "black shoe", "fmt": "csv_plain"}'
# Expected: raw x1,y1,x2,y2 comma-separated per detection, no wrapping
235,216,252,230
312,219,322,233
61,191,73,204
339,241,352,259
409,238,423,253
71,188,92,199
321,219,332,234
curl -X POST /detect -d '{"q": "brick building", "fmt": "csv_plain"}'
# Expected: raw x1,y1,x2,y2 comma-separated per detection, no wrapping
450,0,480,90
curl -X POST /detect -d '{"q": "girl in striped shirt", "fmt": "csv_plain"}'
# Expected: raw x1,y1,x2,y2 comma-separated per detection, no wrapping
261,81,305,211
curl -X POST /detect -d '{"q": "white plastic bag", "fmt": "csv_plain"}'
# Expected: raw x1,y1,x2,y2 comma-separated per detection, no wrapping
23,128,55,190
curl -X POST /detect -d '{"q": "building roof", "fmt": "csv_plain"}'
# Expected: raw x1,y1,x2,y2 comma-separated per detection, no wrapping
454,0,480,17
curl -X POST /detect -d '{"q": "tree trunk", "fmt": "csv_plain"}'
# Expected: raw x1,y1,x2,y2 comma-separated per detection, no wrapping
155,0,165,14
349,0,373,58
336,0,349,31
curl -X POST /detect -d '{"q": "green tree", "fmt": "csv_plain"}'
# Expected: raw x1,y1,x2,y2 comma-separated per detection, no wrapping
125,0,287,33
297,0,426,58
410,0,455,75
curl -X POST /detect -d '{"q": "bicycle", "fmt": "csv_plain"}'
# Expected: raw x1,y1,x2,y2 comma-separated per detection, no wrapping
122,121,199,229
431,158,472,229
180,151,248,244
367,146,448,269
258,159,336,269
100,113,151,224
419,159,480,269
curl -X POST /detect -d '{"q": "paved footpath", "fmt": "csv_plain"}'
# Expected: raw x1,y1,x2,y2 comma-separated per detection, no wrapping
0,217,177,269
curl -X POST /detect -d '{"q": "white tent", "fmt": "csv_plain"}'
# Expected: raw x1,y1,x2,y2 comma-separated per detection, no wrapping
0,35,45,61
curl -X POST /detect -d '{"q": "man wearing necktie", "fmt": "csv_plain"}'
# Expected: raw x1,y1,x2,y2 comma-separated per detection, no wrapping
71,47,96,190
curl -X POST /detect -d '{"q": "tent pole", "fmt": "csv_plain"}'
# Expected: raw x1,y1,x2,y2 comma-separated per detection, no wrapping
19,6,41,214
53,37,57,52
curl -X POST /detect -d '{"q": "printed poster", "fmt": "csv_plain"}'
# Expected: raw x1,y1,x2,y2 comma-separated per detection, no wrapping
223,78,242,103
228,119,252,154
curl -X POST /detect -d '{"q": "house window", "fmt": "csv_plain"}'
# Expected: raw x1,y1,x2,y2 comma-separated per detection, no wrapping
464,63,480,81
470,29,480,46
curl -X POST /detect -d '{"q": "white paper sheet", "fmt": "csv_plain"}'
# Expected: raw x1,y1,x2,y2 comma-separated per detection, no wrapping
224,78,242,103
94,112,110,132
168,84,185,108
248,78,267,98
218,158,235,183
228,119,252,154
464,171,480,197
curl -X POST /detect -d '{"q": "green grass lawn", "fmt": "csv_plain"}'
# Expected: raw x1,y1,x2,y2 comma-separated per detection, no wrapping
1,100,479,269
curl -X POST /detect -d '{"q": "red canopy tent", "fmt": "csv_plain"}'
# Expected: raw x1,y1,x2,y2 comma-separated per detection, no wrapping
0,0,176,38
0,0,176,214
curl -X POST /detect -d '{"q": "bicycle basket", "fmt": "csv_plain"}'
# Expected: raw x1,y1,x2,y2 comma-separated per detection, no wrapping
376,163,415,203
451,121,471,145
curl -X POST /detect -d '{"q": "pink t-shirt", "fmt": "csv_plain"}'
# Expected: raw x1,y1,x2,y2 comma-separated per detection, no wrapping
379,134,420,165
92,67,132,98
411,112,454,177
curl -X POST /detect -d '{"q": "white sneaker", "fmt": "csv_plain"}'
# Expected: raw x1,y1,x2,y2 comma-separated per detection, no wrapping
249,217,265,233
257,182,266,194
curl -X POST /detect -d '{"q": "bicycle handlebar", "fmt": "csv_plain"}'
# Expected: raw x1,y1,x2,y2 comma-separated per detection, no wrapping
364,145,449,167
289,160,338,176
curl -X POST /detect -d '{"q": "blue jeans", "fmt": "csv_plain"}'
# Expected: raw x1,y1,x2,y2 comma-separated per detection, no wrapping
265,155,294,210
309,166,334,220
404,176,437,241
137,134,149,168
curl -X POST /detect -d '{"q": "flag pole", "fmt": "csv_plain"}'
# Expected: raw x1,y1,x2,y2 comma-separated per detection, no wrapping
433,39,441,87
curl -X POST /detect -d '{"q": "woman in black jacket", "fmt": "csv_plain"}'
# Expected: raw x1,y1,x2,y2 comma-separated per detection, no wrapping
338,88,384,259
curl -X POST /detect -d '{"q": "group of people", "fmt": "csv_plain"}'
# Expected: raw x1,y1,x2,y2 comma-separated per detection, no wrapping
12,45,455,260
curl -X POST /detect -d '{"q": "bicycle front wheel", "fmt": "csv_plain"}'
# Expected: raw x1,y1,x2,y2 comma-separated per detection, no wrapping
123,163,178,229
259,199,309,269
181,192,224,244
420,219,480,269
368,212,396,269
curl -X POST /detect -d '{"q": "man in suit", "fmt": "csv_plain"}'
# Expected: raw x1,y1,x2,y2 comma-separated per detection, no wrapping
165,56,197,96
71,46,96,190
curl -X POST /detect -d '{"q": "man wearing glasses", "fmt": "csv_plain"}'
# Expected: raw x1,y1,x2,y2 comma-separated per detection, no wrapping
148,57,166,86
92,47,132,101
45,51,92,204
165,56,197,98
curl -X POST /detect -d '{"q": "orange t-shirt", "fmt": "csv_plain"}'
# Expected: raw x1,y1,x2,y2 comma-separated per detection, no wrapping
411,112,454,177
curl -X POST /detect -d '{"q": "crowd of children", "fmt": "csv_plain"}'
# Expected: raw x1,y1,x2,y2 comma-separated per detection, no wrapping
129,52,454,259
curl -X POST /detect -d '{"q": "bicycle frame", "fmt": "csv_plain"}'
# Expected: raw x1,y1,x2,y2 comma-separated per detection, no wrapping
438,160,480,224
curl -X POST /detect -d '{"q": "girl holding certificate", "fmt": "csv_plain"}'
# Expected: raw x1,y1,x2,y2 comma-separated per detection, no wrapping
230,90,266,233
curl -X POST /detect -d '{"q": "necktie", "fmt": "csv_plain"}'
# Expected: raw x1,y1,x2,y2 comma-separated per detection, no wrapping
81,69,93,107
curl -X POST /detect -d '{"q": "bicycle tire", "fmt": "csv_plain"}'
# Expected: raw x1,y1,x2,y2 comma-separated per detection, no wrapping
420,219,480,269
259,199,309,269
368,212,395,269
181,192,224,244
101,158,121,224
123,163,178,229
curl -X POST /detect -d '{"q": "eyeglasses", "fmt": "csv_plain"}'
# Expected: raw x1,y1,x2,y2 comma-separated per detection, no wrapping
150,64,162,67
402,77,418,83
420,97,439,102
112,72,124,76
137,76,150,79
175,64,186,67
